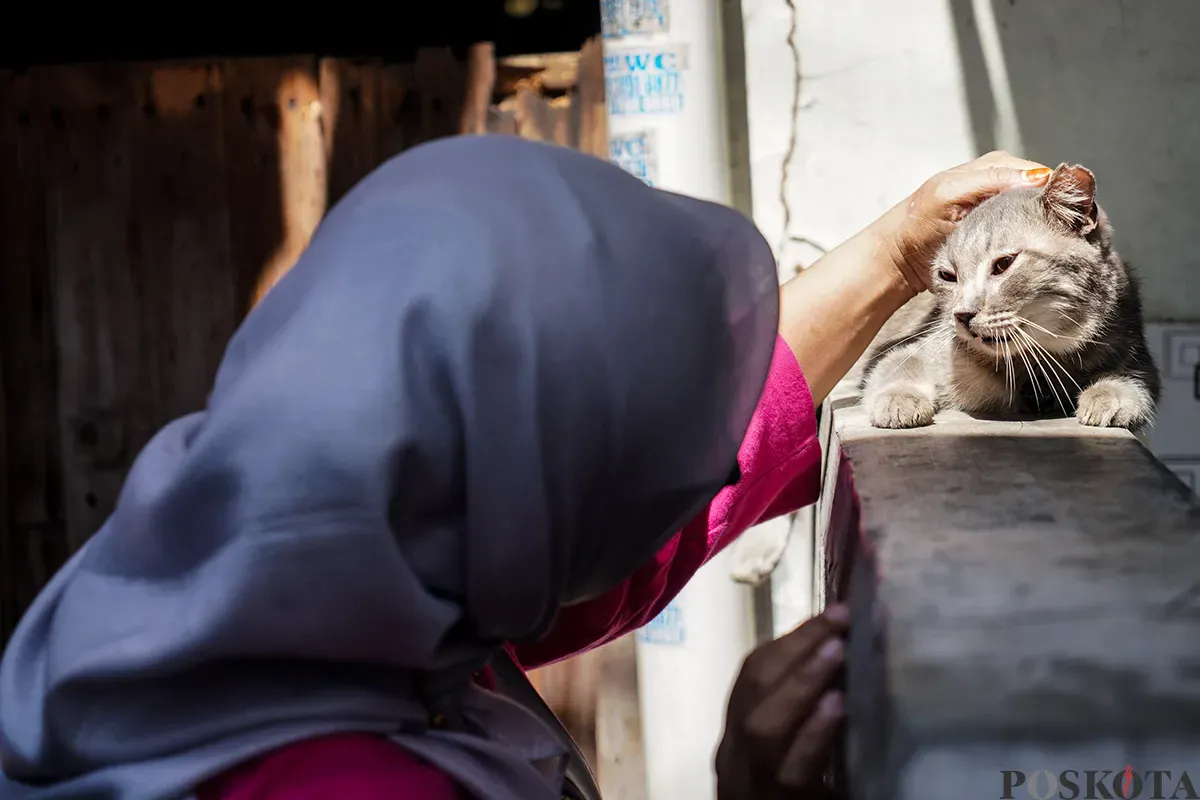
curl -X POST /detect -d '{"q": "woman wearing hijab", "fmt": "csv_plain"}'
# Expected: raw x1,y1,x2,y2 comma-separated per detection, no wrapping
0,137,1048,799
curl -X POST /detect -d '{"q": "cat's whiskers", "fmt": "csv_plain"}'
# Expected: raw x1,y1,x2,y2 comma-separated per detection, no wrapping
1012,326,1075,414
1008,326,1043,406
1022,330,1067,414
1015,329,1067,415
1015,315,1098,345
1000,334,1015,405
1019,327,1083,394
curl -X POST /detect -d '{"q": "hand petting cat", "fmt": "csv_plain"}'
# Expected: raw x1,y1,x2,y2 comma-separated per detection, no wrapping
871,150,1052,297
859,159,1162,431
776,151,1051,408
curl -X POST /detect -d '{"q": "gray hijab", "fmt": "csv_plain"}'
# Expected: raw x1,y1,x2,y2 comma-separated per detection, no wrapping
0,136,779,799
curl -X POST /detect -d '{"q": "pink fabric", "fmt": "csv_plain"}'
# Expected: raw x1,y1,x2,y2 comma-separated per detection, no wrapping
198,734,465,800
204,334,820,800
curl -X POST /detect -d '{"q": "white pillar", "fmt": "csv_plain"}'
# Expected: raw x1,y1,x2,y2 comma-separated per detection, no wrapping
602,3,757,799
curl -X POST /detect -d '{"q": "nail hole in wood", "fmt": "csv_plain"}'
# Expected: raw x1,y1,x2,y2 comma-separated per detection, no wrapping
77,422,98,447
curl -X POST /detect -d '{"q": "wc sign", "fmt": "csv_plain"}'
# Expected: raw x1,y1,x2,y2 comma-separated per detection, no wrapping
609,130,658,187
638,600,684,645
601,0,670,37
604,46,687,116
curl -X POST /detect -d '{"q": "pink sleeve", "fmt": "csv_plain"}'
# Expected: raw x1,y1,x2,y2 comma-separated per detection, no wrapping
199,734,464,800
513,335,820,669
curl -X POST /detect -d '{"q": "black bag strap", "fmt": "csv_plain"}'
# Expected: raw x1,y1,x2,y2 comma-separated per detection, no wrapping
488,651,603,800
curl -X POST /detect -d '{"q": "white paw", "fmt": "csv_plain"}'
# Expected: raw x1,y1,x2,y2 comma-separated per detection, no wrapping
1076,378,1152,429
869,389,936,429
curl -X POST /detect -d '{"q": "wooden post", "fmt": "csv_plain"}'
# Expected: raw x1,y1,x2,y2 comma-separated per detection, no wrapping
461,43,497,135
0,69,69,638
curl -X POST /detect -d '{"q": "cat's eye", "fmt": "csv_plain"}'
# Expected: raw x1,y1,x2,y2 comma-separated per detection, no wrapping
991,253,1017,275
937,269,957,283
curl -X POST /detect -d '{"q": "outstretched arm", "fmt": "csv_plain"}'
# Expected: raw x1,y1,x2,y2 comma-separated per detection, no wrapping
780,152,1050,406
514,152,1052,670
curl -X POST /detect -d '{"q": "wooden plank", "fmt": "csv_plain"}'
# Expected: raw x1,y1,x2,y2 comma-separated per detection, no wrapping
378,62,416,161
498,52,580,93
487,104,519,136
460,43,497,136
549,96,572,146
513,87,559,142
595,636,649,800
320,57,382,207
39,64,143,550
134,61,236,421
221,58,323,313
529,649,600,769
573,36,608,158
412,47,468,145
0,69,69,640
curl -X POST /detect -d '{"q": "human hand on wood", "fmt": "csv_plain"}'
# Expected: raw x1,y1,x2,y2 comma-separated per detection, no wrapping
715,605,850,800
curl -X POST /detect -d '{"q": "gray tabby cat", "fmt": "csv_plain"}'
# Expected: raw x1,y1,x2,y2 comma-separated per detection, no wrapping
860,163,1160,430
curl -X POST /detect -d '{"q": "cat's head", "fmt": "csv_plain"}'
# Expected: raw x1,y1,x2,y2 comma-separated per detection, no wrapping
930,163,1118,359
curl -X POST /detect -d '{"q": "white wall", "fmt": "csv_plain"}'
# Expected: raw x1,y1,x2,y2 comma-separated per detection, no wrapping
742,0,1200,319
965,0,1200,322
741,0,978,276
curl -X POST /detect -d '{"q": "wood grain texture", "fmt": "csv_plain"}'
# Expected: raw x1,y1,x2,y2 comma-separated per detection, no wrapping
40,64,143,550
321,58,382,207
0,69,68,637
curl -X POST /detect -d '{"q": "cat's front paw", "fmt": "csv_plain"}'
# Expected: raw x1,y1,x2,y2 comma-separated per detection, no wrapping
869,390,936,429
1076,377,1153,429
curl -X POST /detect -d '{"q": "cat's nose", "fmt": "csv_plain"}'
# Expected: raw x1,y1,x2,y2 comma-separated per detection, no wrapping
954,311,976,330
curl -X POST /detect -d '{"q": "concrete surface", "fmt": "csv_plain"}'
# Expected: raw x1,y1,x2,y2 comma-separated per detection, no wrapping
820,391,1200,800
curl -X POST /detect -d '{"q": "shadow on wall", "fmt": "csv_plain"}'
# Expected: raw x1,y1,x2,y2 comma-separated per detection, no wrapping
948,0,1200,321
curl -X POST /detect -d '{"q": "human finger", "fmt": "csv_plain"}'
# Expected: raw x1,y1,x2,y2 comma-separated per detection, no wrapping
969,149,1045,171
936,156,1051,209
738,605,850,692
938,164,1049,204
775,690,846,789
740,635,845,756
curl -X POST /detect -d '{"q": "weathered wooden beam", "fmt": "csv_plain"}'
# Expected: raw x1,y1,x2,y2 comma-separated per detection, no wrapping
819,387,1200,799
460,43,497,135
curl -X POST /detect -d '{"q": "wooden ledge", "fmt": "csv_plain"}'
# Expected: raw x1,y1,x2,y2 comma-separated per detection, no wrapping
818,387,1200,800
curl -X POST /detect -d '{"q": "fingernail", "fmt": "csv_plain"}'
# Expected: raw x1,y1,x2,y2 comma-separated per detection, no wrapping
1023,167,1052,183
824,604,851,625
818,691,845,718
817,638,844,663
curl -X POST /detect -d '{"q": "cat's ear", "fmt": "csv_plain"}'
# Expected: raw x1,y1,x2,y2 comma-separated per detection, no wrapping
1041,163,1099,235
